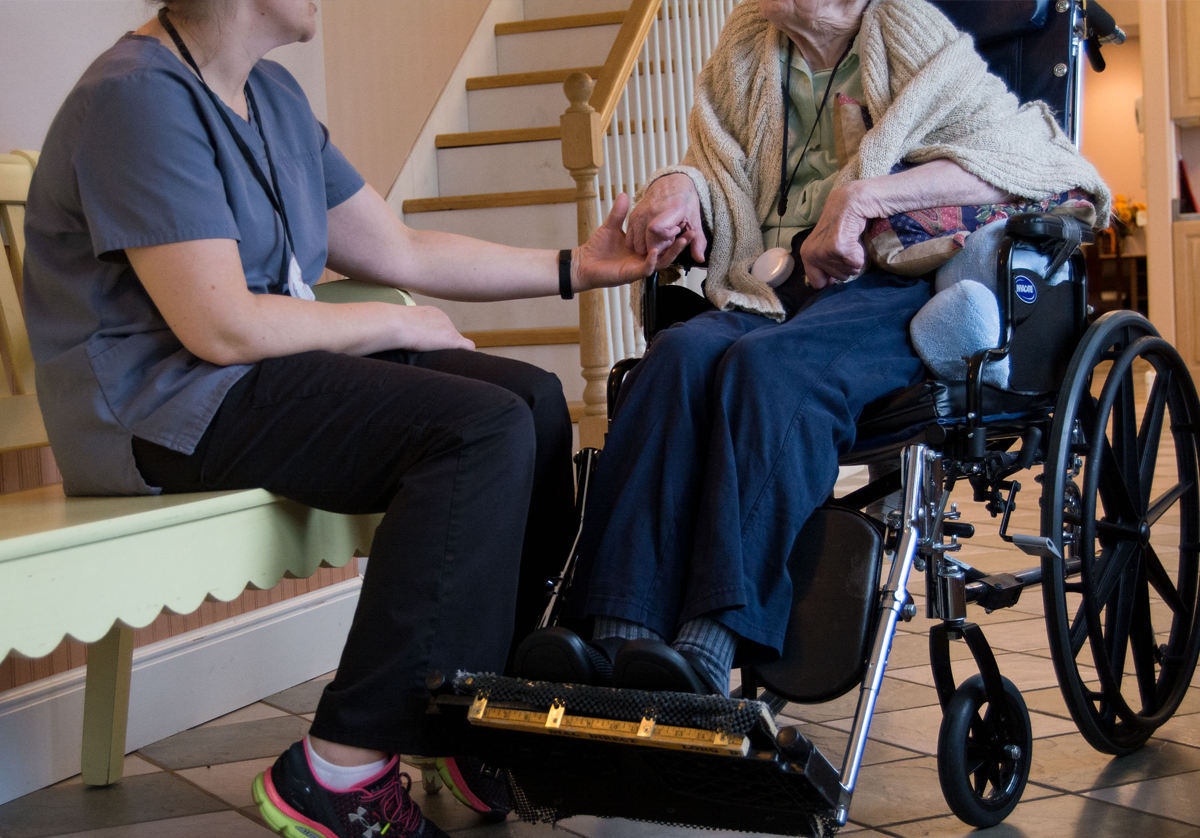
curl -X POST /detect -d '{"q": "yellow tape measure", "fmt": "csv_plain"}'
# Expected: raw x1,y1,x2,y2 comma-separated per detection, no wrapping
466,696,750,756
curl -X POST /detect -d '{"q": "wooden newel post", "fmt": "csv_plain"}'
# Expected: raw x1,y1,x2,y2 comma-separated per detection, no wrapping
561,72,610,449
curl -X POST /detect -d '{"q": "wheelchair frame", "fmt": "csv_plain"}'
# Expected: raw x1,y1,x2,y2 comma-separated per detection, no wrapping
432,1,1200,832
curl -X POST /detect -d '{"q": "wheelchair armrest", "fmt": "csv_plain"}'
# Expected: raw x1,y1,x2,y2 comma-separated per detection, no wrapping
963,213,1091,457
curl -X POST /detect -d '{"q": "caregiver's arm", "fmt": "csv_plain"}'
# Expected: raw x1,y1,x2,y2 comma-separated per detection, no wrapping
326,184,658,301
127,238,476,366
802,159,1014,289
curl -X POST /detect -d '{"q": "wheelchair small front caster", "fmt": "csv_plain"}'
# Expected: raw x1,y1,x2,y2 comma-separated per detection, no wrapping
936,674,1031,827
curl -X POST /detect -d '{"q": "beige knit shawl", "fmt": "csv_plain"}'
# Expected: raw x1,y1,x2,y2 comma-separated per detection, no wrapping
649,0,1112,321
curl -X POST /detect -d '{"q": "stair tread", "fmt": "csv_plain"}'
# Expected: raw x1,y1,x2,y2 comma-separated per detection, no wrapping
402,188,576,214
496,11,625,36
435,125,561,149
466,65,605,91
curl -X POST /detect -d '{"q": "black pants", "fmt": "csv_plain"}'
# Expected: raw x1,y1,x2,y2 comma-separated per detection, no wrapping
133,349,575,754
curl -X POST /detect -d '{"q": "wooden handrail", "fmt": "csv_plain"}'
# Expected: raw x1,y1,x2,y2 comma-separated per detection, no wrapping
589,0,664,127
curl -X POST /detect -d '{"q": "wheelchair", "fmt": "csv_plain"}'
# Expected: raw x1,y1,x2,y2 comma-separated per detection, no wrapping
427,1,1200,833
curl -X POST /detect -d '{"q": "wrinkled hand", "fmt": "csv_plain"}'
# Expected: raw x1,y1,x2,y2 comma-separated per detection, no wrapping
397,305,475,351
574,193,663,290
800,183,869,289
624,173,707,271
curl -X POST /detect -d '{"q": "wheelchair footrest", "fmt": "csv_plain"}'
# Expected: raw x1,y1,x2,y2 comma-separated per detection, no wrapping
436,673,846,837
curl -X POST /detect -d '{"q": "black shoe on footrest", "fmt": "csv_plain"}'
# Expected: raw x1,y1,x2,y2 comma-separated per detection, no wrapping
612,638,720,694
513,627,618,686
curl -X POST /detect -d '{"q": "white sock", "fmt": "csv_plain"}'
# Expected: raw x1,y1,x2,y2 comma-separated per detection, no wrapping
304,736,391,791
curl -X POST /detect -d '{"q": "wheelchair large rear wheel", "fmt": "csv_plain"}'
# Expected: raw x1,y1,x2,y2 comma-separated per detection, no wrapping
1042,310,1200,754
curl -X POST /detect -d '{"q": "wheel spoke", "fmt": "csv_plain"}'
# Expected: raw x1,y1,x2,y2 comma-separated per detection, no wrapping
1100,553,1142,697
1091,541,1140,624
1113,363,1142,511
1130,562,1160,714
1144,543,1190,617
1080,397,1140,523
1146,480,1192,527
1137,369,1170,505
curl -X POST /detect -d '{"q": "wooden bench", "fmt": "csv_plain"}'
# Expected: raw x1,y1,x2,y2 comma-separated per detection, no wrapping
0,150,406,787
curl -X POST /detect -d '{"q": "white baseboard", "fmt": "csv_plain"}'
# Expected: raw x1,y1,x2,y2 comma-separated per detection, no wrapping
0,577,362,805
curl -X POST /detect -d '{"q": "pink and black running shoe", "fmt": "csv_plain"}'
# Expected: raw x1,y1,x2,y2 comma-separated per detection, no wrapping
435,756,511,822
253,740,449,838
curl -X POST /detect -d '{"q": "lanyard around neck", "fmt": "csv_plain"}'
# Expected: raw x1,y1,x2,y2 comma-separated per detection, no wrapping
158,8,296,290
777,37,854,220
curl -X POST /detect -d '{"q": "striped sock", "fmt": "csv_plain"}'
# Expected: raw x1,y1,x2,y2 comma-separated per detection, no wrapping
672,617,736,696
593,616,664,642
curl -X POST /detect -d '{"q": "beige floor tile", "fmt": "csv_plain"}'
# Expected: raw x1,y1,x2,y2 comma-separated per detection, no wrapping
1028,732,1200,792
770,721,924,766
782,677,940,724
884,633,975,670
826,704,1077,756
1085,770,1200,826
1155,712,1200,748
176,757,275,809
49,811,274,838
839,756,954,826
52,755,161,788
560,814,798,838
198,704,290,729
887,653,1096,694
886,791,1200,838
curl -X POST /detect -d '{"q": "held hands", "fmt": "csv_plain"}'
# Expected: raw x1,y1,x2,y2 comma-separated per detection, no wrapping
800,182,869,289
573,193,665,291
623,174,707,271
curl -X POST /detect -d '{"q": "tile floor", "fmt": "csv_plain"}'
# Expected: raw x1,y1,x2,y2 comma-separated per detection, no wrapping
3,367,1199,838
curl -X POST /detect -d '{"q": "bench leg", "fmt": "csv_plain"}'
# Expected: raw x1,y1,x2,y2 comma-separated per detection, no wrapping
81,624,134,786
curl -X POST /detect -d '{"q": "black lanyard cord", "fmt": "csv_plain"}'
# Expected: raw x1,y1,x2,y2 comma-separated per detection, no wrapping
158,8,296,289
777,37,854,220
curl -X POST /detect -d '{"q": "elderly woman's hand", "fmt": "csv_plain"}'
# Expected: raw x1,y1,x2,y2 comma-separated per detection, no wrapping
799,182,869,289
574,193,664,291
626,173,707,270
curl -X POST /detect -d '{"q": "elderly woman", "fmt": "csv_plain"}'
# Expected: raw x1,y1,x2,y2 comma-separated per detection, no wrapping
23,0,656,835
516,0,1108,696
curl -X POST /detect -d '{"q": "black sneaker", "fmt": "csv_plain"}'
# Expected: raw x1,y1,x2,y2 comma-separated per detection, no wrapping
253,741,449,838
434,756,511,822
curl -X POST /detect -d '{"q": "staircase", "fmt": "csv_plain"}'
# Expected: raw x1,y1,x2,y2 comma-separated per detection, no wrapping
396,0,634,421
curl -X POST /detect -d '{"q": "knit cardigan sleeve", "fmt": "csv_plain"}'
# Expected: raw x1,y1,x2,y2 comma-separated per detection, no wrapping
638,1,791,320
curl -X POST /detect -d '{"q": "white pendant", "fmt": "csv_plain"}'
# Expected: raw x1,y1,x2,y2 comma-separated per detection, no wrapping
751,247,795,288
287,254,315,301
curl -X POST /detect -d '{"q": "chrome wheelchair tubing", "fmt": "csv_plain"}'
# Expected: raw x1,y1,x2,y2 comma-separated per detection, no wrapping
539,448,600,629
837,444,928,819
1067,0,1086,149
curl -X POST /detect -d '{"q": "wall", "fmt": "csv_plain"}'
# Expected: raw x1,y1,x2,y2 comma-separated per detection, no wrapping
0,0,328,153
1081,35,1145,206
320,0,492,196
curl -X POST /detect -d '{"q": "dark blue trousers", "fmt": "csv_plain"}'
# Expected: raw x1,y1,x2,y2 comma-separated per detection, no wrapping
576,271,932,657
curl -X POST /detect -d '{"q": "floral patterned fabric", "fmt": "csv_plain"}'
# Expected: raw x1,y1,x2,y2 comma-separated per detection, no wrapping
864,163,1096,276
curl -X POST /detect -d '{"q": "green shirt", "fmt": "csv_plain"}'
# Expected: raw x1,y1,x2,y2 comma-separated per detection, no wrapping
761,33,865,251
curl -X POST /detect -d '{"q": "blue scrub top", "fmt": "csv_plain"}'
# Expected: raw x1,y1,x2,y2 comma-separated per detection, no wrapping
23,34,365,496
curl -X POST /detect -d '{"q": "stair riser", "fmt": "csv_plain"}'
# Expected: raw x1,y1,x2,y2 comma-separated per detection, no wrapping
523,0,630,19
437,139,573,196
403,201,577,250
496,24,620,75
468,82,571,133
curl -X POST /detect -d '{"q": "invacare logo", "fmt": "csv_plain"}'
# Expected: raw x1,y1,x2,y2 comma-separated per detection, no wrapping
1015,275,1037,305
